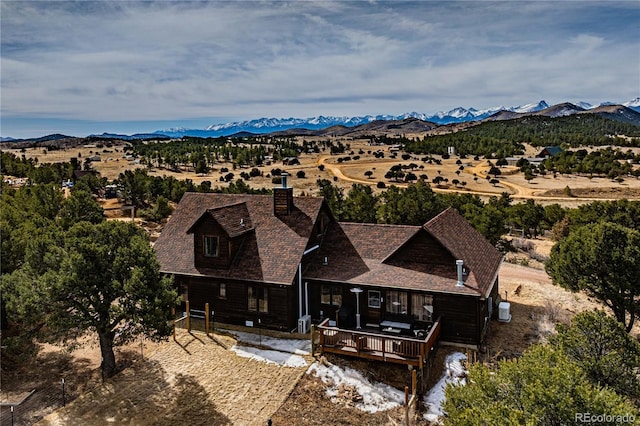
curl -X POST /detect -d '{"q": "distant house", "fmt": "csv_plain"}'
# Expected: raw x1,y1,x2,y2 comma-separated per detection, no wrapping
537,146,563,158
73,170,97,181
506,157,544,167
104,184,119,199
154,175,503,351
282,157,300,165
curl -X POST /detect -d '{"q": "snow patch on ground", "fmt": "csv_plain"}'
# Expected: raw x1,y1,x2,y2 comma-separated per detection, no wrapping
423,352,467,423
230,345,308,367
222,329,311,355
307,360,405,413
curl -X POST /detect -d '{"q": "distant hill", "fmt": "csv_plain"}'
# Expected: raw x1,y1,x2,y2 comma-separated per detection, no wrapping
403,111,640,158
485,103,640,126
88,133,171,141
587,104,640,124
3,133,74,143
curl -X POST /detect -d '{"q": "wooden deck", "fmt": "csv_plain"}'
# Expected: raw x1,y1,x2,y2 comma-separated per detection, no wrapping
314,317,441,368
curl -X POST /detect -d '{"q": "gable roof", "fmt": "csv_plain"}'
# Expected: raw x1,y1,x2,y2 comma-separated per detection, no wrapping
154,193,324,285
156,195,502,297
304,208,502,297
537,146,563,157
186,202,254,238
423,208,504,296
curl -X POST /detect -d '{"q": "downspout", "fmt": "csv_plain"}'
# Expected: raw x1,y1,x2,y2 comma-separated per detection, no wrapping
299,245,320,319
298,263,303,319
305,281,309,316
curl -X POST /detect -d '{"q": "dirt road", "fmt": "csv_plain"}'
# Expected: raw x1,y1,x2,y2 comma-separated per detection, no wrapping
317,155,633,204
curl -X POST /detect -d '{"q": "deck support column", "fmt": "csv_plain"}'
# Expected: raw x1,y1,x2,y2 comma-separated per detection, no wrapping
186,300,191,332
205,302,210,336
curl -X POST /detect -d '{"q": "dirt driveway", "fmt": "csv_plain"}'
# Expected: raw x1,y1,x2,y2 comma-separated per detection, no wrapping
38,330,309,426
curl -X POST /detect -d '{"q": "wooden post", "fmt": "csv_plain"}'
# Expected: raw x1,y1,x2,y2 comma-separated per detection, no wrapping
205,303,210,336
404,385,410,426
412,369,417,396
171,306,176,341
186,300,191,332
310,324,315,357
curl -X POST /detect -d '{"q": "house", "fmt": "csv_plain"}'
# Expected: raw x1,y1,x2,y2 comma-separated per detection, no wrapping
506,156,544,167
282,156,300,165
73,170,97,181
154,175,503,350
537,146,563,158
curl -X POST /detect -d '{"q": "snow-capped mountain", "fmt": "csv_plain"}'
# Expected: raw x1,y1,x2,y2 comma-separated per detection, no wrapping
3,99,637,141
623,98,640,113
157,101,558,137
431,99,549,121
575,101,595,110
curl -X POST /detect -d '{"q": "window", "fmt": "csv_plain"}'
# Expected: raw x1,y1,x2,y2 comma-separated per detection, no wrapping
248,286,268,313
204,236,219,257
219,283,227,299
386,291,408,314
412,294,433,321
321,285,342,306
368,290,381,308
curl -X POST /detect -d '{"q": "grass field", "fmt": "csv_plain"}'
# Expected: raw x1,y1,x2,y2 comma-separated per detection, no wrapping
6,139,640,207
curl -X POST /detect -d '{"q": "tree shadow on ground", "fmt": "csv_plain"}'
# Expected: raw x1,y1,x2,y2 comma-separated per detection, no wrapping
39,359,230,426
1,348,99,425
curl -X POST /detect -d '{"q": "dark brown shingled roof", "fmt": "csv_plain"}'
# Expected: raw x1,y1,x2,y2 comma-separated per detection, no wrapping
303,208,502,297
186,202,254,238
154,193,324,285
423,207,503,296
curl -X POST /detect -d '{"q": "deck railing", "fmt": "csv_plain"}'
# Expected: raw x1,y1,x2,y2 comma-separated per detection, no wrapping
315,317,441,368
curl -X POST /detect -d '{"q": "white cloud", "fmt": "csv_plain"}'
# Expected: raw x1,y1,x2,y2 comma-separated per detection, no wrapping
569,34,606,52
1,0,638,135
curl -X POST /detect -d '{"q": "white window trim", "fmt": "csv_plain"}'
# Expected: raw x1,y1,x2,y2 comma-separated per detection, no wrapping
368,290,381,308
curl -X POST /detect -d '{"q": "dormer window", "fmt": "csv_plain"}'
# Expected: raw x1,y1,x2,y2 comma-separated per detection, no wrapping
203,236,219,257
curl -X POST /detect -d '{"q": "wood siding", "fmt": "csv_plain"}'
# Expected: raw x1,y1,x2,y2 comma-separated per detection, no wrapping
173,275,295,331
435,294,479,345
193,219,232,269
389,230,456,266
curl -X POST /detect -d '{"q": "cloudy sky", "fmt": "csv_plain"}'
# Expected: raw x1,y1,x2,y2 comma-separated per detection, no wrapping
1,1,639,138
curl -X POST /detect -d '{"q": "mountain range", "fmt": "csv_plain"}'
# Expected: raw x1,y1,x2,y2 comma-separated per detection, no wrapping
155,99,640,138
2,99,639,142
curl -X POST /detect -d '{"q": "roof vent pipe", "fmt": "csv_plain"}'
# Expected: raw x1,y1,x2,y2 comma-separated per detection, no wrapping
456,260,464,286
281,172,288,188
